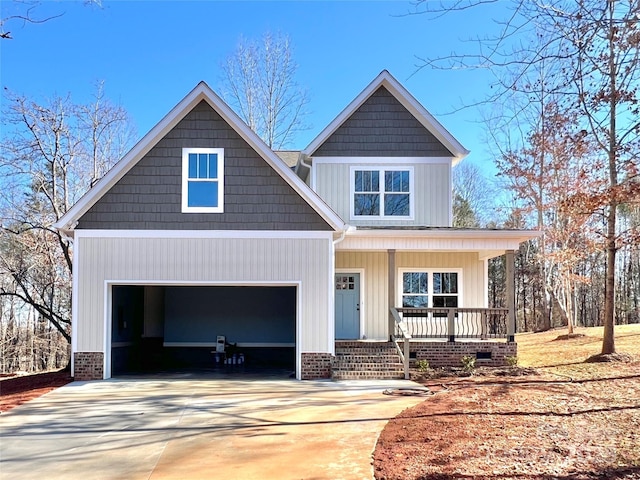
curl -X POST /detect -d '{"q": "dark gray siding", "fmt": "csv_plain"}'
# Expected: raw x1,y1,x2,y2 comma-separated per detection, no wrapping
311,86,453,157
77,101,332,230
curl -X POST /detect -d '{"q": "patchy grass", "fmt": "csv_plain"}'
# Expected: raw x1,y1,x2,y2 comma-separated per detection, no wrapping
374,324,640,480
517,323,640,368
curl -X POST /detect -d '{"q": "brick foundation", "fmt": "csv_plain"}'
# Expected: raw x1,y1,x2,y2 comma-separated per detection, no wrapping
410,341,517,367
300,352,332,380
74,352,104,380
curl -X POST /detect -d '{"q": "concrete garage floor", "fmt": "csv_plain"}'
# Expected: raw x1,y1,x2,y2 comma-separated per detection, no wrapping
0,373,424,480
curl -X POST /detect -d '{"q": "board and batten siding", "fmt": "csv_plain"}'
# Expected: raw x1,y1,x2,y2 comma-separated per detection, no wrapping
336,251,485,340
314,161,451,227
75,235,333,358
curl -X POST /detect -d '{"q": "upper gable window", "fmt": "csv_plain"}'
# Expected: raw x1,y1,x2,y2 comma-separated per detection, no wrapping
181,148,224,213
351,167,413,219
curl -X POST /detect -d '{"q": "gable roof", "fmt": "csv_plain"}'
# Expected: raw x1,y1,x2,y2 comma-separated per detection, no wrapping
302,70,469,163
55,82,345,235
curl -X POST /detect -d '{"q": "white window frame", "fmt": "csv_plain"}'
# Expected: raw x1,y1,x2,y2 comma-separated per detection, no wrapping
397,268,463,309
349,166,414,220
181,148,224,213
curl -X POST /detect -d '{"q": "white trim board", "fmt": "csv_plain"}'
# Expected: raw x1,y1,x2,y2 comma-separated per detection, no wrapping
312,156,452,165
74,229,336,240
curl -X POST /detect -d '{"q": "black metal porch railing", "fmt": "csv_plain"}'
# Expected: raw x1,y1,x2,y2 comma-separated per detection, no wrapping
394,307,510,340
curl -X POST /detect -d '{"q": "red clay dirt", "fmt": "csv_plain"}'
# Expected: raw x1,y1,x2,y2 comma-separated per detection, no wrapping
374,362,640,480
0,370,72,413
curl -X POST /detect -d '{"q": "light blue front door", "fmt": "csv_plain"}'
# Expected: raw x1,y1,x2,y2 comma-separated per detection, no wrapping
335,273,360,339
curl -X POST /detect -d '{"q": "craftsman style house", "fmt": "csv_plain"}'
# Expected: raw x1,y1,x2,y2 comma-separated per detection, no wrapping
55,71,538,381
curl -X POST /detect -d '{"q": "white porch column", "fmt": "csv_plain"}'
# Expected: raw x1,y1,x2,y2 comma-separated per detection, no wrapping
388,249,396,340
506,249,516,342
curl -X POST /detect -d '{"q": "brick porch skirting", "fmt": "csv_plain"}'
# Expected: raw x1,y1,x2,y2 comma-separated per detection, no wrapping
410,341,517,367
300,352,332,380
74,352,104,380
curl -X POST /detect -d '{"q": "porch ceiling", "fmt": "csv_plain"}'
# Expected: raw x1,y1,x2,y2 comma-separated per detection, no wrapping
335,228,541,260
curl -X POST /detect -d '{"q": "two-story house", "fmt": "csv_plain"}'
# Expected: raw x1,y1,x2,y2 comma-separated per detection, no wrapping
55,71,538,381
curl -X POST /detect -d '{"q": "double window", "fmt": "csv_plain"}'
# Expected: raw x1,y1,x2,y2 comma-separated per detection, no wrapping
400,270,460,309
181,148,224,213
351,167,412,218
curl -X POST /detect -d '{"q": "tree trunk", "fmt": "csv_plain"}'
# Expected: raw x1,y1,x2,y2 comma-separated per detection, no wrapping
602,207,617,354
601,0,618,355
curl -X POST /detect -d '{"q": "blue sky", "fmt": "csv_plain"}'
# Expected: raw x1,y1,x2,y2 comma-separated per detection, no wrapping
1,1,504,170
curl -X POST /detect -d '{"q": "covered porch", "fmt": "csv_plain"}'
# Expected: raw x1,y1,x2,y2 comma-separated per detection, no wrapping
333,228,538,379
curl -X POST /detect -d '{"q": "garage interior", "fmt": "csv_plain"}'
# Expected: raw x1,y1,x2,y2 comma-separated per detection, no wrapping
111,285,296,376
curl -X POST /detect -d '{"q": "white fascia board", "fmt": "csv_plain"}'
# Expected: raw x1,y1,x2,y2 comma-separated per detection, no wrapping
74,229,336,240
55,83,209,233
203,86,346,232
312,156,452,165
55,82,346,234
302,70,470,162
380,73,470,164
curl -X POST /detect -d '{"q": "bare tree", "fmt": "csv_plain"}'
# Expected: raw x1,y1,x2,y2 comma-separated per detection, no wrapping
499,102,598,335
412,0,640,356
219,31,310,149
0,85,134,369
452,162,497,227
1,0,102,40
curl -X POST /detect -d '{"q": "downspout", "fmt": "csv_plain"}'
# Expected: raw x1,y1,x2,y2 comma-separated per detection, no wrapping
333,227,346,246
329,225,354,357
296,154,313,186
299,155,312,171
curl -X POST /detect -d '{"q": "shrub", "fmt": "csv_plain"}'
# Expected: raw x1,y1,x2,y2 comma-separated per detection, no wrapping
506,356,519,367
416,359,430,372
461,355,476,373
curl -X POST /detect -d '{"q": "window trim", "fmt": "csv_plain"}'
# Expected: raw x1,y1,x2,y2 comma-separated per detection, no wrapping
181,148,224,213
349,166,414,220
397,268,463,309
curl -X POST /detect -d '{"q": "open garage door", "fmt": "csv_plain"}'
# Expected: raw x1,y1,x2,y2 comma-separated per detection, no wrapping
110,285,296,376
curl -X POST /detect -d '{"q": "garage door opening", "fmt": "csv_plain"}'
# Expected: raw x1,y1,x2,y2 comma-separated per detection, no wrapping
110,285,296,376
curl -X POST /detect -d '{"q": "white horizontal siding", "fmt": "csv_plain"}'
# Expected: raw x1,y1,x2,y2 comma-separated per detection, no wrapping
75,236,332,356
314,162,451,227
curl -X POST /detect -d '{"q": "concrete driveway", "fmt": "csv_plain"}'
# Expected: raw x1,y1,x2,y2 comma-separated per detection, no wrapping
0,372,424,480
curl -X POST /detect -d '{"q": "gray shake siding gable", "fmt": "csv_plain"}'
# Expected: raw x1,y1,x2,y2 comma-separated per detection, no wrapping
311,86,453,157
77,101,332,231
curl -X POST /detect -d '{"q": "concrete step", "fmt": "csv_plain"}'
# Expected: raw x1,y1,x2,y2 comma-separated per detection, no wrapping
332,370,405,380
333,352,400,358
335,346,399,355
333,354,401,362
332,361,404,370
